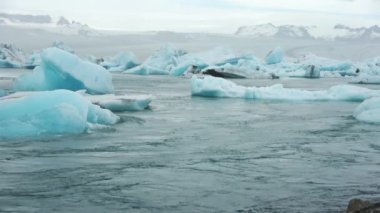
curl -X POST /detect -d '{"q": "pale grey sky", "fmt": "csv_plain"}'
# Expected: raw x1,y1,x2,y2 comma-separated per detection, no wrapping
1,0,379,33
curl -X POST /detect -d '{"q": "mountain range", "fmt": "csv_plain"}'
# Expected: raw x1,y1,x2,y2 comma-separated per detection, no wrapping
1,13,379,41
235,23,380,41
0,13,98,36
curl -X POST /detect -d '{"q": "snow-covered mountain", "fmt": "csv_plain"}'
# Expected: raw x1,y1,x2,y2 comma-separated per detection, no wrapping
334,24,380,41
0,13,99,36
0,13,52,24
235,23,314,39
235,23,380,41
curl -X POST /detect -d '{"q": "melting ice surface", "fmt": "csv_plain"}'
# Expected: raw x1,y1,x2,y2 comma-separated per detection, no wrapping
14,47,114,94
0,89,119,138
191,76,380,101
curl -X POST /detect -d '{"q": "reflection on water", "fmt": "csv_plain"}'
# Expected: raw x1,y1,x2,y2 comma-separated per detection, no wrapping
0,72,380,212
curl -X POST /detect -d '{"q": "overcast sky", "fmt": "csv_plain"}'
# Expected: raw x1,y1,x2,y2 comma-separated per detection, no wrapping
1,0,379,33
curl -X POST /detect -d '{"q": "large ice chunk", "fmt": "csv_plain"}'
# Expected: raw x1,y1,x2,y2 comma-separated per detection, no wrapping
191,76,380,101
14,47,114,94
265,47,284,65
124,45,187,75
353,97,380,123
0,90,119,138
101,52,139,72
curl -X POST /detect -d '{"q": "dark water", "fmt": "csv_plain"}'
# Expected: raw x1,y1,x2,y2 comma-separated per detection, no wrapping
0,74,380,212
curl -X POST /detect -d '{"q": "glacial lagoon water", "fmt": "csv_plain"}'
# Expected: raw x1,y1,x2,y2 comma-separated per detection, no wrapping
0,71,380,212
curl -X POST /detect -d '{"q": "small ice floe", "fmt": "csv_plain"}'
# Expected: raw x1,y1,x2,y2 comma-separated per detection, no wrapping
349,74,380,85
353,97,380,124
85,94,152,112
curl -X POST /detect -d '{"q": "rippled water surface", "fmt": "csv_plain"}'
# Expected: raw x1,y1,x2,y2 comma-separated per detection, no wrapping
1,73,380,212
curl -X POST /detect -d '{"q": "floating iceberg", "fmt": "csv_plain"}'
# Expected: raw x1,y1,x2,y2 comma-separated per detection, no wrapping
191,76,380,101
14,47,114,94
265,47,284,65
101,52,139,72
353,97,380,123
0,43,26,68
125,45,186,75
0,90,119,139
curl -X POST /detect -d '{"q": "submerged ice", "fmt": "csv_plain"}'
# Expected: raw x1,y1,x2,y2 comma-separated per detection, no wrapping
14,47,114,94
0,90,119,138
191,76,380,101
